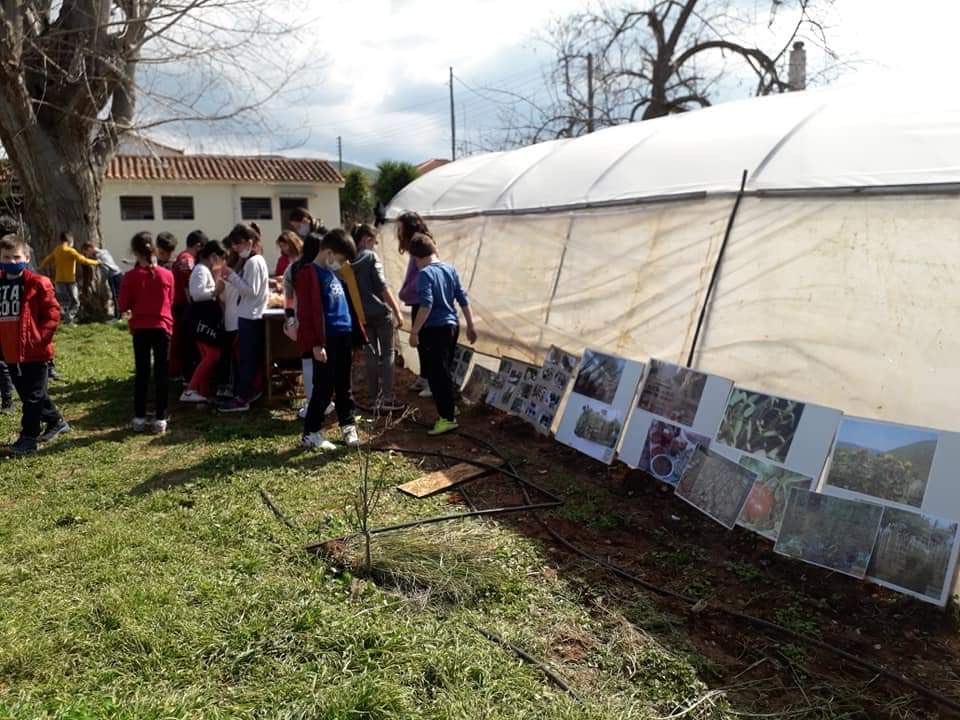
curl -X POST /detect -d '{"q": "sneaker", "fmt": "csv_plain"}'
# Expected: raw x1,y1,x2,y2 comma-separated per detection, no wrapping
38,418,70,443
427,418,459,436
411,378,426,392
298,405,308,420
0,398,13,415
132,417,147,433
216,385,233,400
48,367,62,381
325,401,335,416
179,389,208,403
218,398,250,413
341,425,360,447
10,435,38,455
302,431,336,451
151,419,168,435
418,387,433,399
249,391,263,404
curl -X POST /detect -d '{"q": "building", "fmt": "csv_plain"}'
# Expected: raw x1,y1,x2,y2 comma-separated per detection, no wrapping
415,158,450,175
102,145,343,267
2,136,344,269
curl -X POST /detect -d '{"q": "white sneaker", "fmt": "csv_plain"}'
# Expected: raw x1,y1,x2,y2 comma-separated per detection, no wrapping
418,387,433,398
151,419,168,435
179,389,207,403
132,417,146,433
302,431,336,451
341,425,360,447
298,405,308,419
325,401,335,416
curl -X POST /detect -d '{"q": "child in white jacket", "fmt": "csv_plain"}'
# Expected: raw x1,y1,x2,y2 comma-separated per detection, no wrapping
218,224,268,413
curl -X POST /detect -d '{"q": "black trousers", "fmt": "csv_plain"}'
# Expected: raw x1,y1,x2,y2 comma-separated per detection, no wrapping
304,334,355,434
0,360,12,401
133,329,170,420
9,361,61,439
217,330,238,390
408,304,427,379
235,318,264,401
419,324,459,422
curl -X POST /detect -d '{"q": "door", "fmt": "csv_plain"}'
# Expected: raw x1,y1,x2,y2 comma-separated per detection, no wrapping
279,197,309,230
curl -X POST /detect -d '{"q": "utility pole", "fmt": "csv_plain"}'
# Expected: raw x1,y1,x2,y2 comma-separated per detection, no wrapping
449,66,456,161
586,53,595,133
337,136,343,172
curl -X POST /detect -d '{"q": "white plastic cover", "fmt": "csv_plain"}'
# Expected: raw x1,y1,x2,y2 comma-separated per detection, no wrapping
388,77,960,218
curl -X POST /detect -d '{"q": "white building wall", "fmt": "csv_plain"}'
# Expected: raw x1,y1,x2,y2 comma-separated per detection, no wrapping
101,180,341,270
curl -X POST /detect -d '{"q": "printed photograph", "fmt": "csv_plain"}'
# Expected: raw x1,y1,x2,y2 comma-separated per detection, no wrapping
559,352,578,374
524,366,539,382
521,383,534,400
675,448,758,529
572,350,626,405
533,385,547,402
573,404,624,449
462,366,497,405
828,417,937,508
539,413,553,429
542,367,555,383
717,389,805,464
525,404,539,420
510,396,526,414
868,507,958,602
639,420,710,486
775,489,884,579
638,360,708,427
554,373,570,390
507,363,524,385
737,457,813,541
547,392,563,410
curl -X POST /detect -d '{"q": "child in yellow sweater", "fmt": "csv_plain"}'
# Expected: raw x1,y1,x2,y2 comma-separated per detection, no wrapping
39,232,98,324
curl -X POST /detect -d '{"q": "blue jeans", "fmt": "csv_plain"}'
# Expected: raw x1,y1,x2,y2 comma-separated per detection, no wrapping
234,318,264,401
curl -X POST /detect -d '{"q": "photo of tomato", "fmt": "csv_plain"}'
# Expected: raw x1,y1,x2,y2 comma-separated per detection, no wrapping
736,456,812,541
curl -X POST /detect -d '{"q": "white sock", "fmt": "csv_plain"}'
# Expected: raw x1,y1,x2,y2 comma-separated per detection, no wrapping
302,358,314,402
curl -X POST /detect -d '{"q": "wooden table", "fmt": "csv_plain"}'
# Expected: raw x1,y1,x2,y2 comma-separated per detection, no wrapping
263,308,301,401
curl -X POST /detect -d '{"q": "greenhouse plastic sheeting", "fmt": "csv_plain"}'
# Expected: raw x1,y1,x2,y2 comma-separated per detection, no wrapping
693,194,960,432
383,198,732,365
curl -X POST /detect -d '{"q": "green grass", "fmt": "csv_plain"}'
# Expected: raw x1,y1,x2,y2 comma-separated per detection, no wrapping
0,323,736,719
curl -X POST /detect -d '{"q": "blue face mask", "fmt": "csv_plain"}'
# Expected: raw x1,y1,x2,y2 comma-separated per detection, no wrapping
0,261,27,275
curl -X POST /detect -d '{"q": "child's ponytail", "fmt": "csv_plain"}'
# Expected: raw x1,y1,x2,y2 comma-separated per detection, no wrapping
130,231,157,264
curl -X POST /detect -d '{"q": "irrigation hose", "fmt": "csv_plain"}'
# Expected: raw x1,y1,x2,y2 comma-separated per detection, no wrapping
448,426,960,716
470,624,583,703
259,487,300,531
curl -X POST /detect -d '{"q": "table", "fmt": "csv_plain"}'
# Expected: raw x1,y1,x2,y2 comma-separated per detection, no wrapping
263,308,301,401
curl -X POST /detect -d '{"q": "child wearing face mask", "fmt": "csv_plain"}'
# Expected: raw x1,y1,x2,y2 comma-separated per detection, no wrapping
295,229,368,451
218,223,268,413
288,207,315,241
0,235,69,455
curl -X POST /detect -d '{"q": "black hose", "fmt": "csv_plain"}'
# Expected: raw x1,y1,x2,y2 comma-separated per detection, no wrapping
470,624,582,703
259,487,299,531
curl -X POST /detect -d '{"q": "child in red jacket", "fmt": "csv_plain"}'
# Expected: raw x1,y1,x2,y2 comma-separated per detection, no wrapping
0,235,69,455
119,232,175,434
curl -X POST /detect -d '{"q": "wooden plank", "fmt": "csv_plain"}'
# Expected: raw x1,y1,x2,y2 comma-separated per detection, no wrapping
398,456,501,498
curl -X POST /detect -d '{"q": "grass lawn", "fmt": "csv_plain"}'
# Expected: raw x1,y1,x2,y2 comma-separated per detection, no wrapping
0,323,733,719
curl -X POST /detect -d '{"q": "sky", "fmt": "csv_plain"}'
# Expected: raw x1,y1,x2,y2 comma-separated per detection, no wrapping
143,0,960,168
837,417,937,453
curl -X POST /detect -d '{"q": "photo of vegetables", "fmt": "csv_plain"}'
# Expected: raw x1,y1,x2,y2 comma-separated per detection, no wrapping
717,389,805,464
736,457,813,541
638,360,708,427
639,419,710,486
573,404,624,449
675,447,758,529
867,507,958,603
828,417,937,508
462,366,497,405
775,488,884,579
572,350,626,405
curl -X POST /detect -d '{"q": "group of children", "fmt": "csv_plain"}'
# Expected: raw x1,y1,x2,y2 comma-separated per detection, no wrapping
0,208,477,455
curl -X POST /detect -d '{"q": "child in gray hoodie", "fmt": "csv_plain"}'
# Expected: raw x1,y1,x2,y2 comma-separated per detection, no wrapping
351,224,405,411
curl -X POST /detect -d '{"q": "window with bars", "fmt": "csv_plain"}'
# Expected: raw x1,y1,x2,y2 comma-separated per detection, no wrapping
119,195,155,221
241,197,273,220
161,195,195,220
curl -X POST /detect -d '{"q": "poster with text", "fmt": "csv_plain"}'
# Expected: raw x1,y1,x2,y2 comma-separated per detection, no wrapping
774,488,884,579
715,387,842,479
451,345,475,389
486,357,540,416
554,349,645,464
525,346,579,435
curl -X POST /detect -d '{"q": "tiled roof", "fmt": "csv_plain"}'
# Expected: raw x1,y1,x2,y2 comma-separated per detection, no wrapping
106,154,344,185
416,158,450,175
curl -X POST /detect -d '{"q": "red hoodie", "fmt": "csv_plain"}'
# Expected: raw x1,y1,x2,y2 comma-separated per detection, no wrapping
0,269,60,364
119,264,175,335
172,250,195,306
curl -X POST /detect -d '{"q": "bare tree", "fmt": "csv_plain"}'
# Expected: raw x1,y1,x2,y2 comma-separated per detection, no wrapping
0,1,305,262
495,0,838,146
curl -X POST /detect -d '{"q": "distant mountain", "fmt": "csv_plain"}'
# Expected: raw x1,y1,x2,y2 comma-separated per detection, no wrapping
337,161,377,182
836,439,937,469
